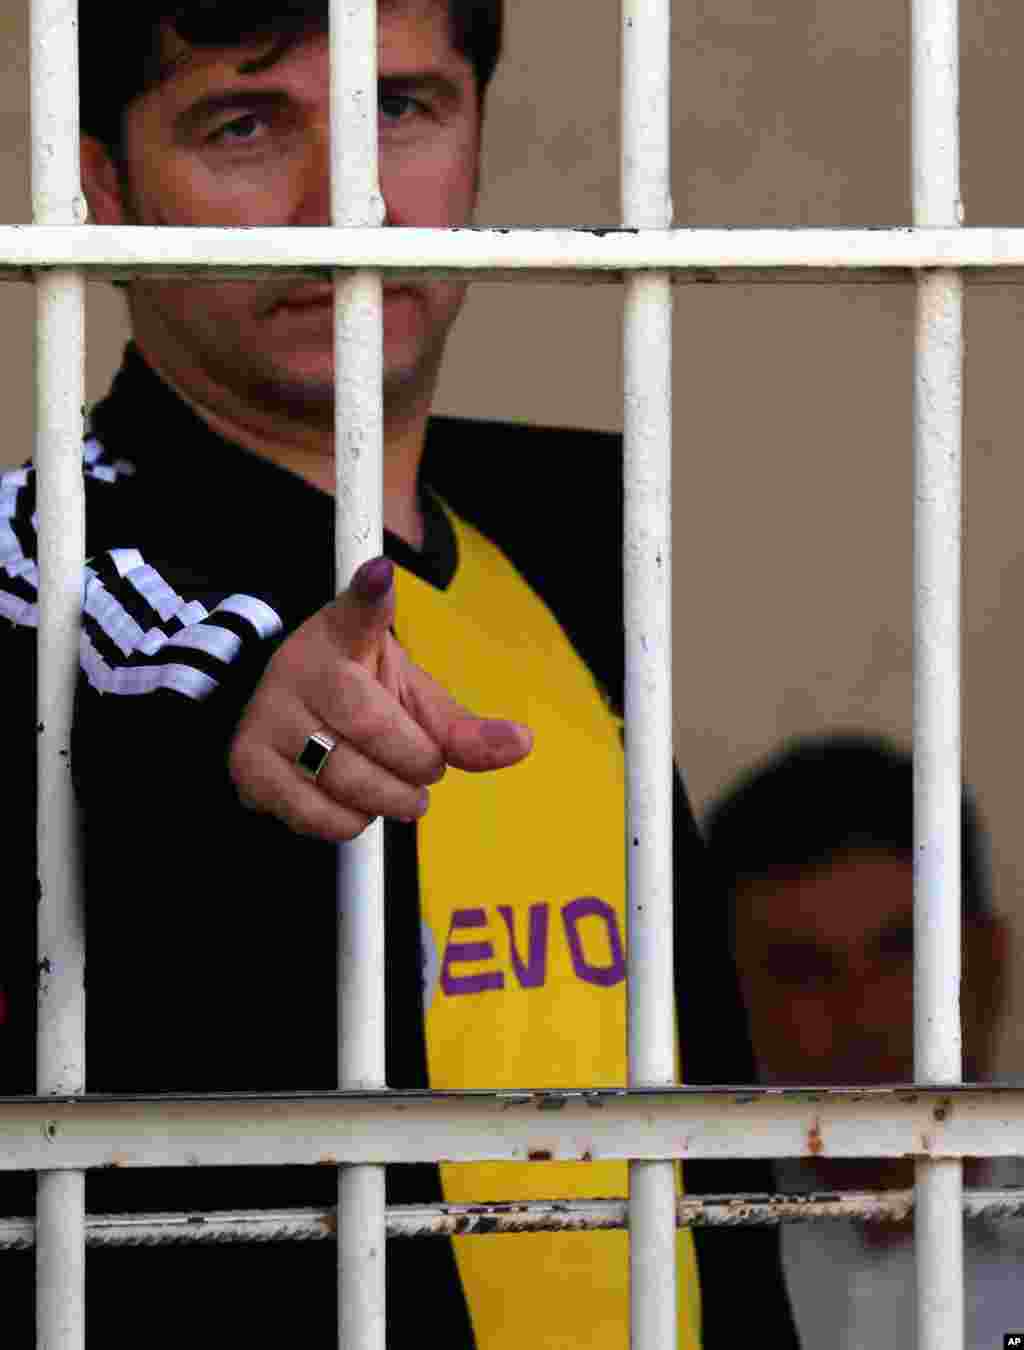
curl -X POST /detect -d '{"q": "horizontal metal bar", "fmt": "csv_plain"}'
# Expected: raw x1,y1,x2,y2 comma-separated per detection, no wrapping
1,1087,1023,1171
3,1189,1024,1252
4,227,1024,284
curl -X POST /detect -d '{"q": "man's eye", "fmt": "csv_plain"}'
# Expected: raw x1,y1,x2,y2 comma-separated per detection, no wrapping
876,923,914,963
379,93,424,124
209,114,266,146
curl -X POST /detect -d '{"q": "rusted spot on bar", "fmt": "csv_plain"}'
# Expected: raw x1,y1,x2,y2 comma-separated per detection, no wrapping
537,1096,567,1111
528,1149,553,1162
8,1187,1024,1249
807,1118,824,1156
497,1093,532,1108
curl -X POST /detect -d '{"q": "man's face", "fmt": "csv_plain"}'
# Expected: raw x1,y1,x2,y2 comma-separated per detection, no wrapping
84,0,480,420
733,852,918,1091
732,849,1005,1191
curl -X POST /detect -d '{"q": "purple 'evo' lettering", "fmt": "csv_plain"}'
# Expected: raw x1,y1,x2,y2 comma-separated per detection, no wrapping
441,908,504,996
497,903,550,989
562,897,626,987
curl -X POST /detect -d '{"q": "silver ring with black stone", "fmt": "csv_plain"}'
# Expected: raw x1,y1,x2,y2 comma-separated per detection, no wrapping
296,730,338,781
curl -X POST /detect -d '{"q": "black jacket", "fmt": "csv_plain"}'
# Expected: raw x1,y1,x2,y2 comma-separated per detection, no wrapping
1,347,797,1347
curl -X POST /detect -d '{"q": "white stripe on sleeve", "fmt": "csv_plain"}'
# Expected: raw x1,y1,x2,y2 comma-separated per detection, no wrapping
126,563,204,626
84,576,149,656
214,593,284,640
0,589,37,627
81,631,218,701
167,623,243,663
107,548,146,578
1,465,284,701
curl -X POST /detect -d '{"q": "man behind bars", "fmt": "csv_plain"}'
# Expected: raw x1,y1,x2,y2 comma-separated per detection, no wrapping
1,2,797,1344
704,735,1024,1350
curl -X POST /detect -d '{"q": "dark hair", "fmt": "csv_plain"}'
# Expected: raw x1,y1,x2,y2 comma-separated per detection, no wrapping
80,0,503,156
702,732,992,924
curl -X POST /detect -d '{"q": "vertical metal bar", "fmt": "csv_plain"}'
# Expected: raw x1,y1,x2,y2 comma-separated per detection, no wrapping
623,0,676,1346
912,0,964,1345
31,0,86,1344
331,1,387,1347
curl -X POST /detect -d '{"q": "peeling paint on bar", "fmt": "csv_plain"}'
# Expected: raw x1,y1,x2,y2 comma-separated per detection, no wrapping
3,1190,1024,1252
1,1084,1023,1171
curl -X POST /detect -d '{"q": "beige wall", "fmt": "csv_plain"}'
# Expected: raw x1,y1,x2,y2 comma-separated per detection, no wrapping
4,2,1024,1070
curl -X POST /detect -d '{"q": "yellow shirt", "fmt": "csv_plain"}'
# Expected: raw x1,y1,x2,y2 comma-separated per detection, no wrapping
395,504,701,1350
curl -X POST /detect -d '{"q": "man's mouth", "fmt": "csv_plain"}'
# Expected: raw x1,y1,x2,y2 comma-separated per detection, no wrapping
269,285,419,319
275,287,333,313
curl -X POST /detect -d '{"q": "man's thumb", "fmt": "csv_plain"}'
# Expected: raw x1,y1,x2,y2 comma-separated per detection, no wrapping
328,555,396,664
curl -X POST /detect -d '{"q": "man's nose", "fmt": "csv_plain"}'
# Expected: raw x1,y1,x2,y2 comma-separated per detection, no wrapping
831,976,879,1031
828,981,909,1066
293,127,392,227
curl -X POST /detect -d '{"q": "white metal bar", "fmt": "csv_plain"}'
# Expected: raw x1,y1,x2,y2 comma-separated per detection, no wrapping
31,0,85,1343
0,1086,1021,1170
912,1,962,228
334,266,387,1346
917,1162,964,1343
17,225,1024,279
332,8,386,1093
623,0,676,1337
331,2,386,1347
35,1172,84,1347
337,1165,386,1347
7,1188,1024,1251
913,270,964,1091
622,277,674,1098
912,0,964,1344
332,0,386,1094
34,273,86,1101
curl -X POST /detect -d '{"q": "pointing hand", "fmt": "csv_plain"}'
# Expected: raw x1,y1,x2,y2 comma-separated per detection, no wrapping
229,556,533,840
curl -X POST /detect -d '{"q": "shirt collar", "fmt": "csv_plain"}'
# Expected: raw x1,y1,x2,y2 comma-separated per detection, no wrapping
89,344,457,592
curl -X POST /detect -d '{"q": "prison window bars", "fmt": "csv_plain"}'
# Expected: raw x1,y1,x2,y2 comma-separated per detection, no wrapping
10,0,1006,1346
